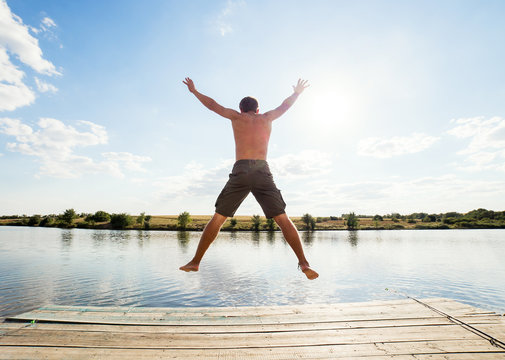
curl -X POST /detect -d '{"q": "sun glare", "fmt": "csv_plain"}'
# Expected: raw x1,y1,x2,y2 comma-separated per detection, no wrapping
300,88,358,140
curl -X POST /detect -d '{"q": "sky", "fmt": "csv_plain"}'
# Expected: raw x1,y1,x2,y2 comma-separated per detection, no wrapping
1,0,505,217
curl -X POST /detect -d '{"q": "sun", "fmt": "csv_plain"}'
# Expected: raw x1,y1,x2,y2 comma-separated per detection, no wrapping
299,87,359,140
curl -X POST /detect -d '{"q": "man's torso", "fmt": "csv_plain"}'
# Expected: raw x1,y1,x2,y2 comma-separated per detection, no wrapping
231,113,272,161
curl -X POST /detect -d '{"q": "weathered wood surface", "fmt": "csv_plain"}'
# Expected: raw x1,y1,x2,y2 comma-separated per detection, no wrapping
1,298,504,359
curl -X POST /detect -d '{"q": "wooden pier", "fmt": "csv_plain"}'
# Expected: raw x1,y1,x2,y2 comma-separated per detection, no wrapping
1,298,504,359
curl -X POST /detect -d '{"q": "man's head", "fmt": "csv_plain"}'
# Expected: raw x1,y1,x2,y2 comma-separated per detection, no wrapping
239,96,259,113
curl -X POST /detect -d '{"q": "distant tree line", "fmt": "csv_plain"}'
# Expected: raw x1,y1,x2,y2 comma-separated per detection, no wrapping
2,208,504,231
3,209,152,230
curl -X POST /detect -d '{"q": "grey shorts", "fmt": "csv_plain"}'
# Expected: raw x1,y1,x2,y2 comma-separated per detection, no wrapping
215,160,286,218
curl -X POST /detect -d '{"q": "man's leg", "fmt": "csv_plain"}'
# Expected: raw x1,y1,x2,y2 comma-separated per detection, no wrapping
179,213,228,272
273,213,319,280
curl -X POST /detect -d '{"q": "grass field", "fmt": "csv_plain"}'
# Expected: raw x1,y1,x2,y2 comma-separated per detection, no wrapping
0,215,456,231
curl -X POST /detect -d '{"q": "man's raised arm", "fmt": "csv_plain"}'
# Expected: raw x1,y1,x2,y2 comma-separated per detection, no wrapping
264,79,309,121
183,77,239,120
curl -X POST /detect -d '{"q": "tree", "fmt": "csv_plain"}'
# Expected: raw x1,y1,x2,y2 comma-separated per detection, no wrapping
229,218,237,228
93,211,110,222
346,212,359,230
110,213,133,229
423,214,437,223
59,209,77,226
136,212,146,227
301,213,316,230
373,214,383,221
266,217,277,231
177,211,192,229
251,215,261,231
27,215,41,226
39,216,55,227
144,215,152,229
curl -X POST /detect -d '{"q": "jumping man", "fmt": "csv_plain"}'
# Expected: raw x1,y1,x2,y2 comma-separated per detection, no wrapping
179,78,319,280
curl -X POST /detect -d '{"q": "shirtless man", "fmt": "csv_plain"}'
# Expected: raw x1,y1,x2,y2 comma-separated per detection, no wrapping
179,78,318,280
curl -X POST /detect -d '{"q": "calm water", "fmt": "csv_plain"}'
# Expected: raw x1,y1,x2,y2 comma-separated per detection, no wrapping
0,226,504,317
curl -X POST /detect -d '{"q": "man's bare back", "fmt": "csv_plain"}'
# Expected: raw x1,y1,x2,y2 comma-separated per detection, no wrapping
231,112,272,160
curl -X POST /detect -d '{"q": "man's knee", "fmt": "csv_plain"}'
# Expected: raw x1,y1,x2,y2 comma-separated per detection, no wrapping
212,212,228,225
273,213,290,227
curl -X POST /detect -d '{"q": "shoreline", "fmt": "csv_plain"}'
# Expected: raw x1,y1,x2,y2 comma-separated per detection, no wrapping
2,214,505,232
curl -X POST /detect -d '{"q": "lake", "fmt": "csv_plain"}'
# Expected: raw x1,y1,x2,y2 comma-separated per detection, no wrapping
1,226,504,318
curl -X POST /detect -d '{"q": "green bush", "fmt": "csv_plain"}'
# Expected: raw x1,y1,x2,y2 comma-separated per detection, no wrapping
266,218,277,231
251,215,261,231
27,215,41,226
92,211,111,222
301,213,316,230
110,213,133,229
144,215,151,229
177,211,192,229
59,209,77,226
39,216,55,227
136,212,146,227
346,212,359,230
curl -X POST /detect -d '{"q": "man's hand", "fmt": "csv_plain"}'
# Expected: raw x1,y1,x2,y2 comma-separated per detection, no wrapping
182,77,239,120
264,79,309,121
293,79,309,94
183,77,196,93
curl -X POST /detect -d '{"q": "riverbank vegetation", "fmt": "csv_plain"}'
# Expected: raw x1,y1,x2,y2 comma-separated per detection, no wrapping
1,208,505,231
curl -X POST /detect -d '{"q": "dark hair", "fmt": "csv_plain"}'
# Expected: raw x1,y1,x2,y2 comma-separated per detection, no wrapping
239,96,259,113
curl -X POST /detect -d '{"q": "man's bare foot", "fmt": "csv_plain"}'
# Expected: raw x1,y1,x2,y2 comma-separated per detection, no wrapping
299,263,319,280
179,261,199,272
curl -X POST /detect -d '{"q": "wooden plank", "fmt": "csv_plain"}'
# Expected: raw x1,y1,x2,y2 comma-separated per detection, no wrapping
0,341,503,360
9,302,469,325
15,298,461,320
0,345,411,360
472,323,505,343
414,355,505,360
0,324,485,348
1,314,502,334
421,298,498,316
34,298,446,313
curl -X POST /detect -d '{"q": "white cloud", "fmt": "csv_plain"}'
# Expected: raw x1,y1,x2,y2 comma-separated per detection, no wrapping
34,76,57,93
0,0,60,112
0,47,35,110
0,1,59,75
215,0,245,36
283,174,505,216
269,150,332,179
102,152,151,172
447,116,505,171
0,117,151,178
357,133,439,158
154,159,233,199
41,17,56,30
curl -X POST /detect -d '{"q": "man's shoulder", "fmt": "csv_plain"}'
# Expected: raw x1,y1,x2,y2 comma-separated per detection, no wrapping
233,113,271,121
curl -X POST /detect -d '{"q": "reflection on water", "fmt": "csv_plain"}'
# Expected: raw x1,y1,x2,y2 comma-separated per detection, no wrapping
177,231,190,251
302,231,315,245
266,231,275,244
347,231,358,246
251,231,261,245
60,230,73,248
1,227,505,317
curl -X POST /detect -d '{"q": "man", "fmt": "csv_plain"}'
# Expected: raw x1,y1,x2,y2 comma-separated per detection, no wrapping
179,77,318,280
